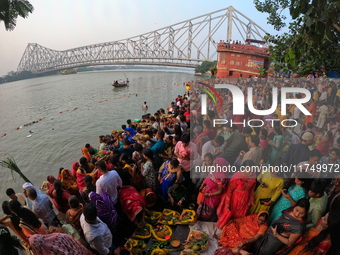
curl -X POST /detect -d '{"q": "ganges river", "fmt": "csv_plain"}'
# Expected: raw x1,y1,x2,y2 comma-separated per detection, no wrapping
0,69,196,208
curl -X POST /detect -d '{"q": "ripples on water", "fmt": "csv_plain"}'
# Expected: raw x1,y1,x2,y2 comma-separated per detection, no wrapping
0,70,195,205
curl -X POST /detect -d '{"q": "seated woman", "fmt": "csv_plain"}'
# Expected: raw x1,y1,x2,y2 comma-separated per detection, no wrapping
0,201,28,246
0,226,29,255
167,183,188,212
60,168,82,200
288,211,340,255
118,185,146,228
218,211,269,254
89,192,118,235
65,195,84,236
158,158,182,201
8,200,47,237
51,179,71,214
269,172,310,224
46,175,57,197
197,153,229,221
253,198,310,255
29,233,92,255
71,162,79,178
76,157,97,192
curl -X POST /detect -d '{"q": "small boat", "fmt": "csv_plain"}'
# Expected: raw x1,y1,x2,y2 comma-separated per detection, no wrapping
60,69,77,75
112,78,129,87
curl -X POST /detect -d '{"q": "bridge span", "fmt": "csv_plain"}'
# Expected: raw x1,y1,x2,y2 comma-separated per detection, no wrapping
17,6,268,74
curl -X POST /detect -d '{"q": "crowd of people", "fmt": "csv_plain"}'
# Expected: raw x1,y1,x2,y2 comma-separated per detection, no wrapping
1,76,340,255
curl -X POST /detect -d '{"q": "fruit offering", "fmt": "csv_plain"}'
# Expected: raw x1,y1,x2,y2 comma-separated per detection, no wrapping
147,241,170,254
177,209,196,224
180,250,199,255
134,224,152,239
184,230,209,252
125,238,146,254
158,209,180,225
151,248,167,255
145,211,162,225
151,224,173,241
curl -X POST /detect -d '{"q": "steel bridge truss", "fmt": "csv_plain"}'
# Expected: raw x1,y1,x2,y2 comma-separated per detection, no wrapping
17,6,268,73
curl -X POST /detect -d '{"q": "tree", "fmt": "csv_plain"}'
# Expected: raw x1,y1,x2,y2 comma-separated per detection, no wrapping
254,0,340,76
195,61,217,74
0,0,34,31
258,66,269,77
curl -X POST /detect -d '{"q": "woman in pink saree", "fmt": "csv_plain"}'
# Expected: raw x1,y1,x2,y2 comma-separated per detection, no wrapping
216,160,257,229
196,154,229,221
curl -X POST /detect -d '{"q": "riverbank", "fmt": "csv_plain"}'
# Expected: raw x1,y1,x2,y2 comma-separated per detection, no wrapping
0,70,195,207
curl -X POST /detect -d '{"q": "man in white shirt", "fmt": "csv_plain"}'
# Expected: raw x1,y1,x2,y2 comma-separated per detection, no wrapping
316,104,328,131
293,105,301,121
201,135,225,160
6,188,26,207
150,116,160,131
80,203,113,255
27,187,59,227
95,160,122,204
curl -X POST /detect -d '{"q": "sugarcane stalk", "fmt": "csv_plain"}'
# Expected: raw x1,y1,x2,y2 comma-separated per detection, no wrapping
0,155,32,184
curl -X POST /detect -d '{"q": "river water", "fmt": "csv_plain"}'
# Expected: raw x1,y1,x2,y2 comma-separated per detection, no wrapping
0,69,195,208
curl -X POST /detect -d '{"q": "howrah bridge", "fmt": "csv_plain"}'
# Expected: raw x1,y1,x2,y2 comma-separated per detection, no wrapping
17,6,268,74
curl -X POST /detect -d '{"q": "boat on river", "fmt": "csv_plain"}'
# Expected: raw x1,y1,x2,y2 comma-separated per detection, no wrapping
60,69,77,75
112,79,129,87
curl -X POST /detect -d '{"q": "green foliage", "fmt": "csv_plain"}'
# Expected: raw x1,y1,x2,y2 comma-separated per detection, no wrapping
255,0,340,76
0,71,36,83
258,66,269,77
195,61,217,74
0,155,32,184
0,0,34,30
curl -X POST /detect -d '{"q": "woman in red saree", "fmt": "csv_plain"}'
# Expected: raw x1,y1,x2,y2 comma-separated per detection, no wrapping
118,186,146,227
51,180,71,214
71,162,79,179
216,160,257,229
218,211,269,252
196,154,229,221
315,131,333,156
76,157,97,192
46,175,57,198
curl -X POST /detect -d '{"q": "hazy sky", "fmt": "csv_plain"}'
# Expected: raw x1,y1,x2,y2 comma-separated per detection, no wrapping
0,0,285,76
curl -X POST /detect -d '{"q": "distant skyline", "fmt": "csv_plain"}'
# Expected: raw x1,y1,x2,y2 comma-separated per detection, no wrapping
0,0,287,76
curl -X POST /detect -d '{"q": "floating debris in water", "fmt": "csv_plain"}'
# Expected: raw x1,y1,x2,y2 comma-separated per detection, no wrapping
27,134,32,138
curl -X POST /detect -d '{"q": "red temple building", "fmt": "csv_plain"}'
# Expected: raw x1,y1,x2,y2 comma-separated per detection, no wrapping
216,39,270,78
